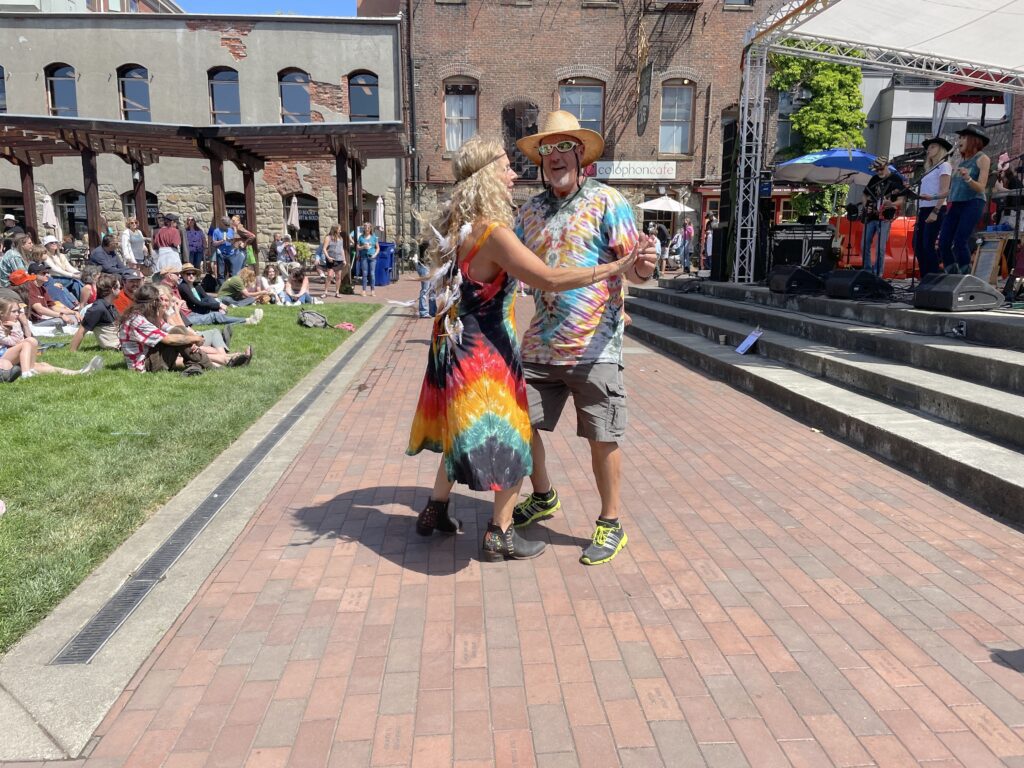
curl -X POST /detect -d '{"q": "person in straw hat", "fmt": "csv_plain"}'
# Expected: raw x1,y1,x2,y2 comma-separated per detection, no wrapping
501,109,658,566
407,134,647,562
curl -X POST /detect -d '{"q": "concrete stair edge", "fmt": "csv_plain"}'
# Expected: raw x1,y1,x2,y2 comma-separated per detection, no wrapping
626,313,1024,523
626,295,1024,453
632,285,1024,397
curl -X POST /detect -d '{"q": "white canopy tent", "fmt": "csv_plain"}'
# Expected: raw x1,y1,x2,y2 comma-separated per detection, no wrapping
731,0,1024,282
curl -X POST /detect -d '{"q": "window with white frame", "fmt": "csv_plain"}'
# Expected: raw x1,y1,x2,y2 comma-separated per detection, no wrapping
444,79,478,152
659,80,694,154
559,79,603,135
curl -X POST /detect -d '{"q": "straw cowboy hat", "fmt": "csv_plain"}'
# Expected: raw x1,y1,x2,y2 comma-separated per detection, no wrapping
516,110,605,167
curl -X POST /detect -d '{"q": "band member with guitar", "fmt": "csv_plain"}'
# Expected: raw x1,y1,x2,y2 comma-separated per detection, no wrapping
914,137,953,277
939,125,991,274
861,157,906,277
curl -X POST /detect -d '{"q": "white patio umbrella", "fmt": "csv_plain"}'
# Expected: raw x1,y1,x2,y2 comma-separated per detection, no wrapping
286,195,300,232
638,195,695,213
40,194,62,241
374,196,386,239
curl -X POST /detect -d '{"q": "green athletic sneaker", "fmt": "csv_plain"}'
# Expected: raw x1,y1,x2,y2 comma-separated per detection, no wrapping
512,489,561,528
580,520,628,565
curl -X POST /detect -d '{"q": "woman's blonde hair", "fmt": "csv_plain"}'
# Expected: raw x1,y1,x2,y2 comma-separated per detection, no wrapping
238,266,256,287
426,136,513,268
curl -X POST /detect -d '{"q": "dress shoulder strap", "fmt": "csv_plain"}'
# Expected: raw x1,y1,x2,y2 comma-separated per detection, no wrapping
460,223,500,266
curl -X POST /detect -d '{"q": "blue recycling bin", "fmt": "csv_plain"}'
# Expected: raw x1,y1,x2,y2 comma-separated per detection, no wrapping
375,242,395,287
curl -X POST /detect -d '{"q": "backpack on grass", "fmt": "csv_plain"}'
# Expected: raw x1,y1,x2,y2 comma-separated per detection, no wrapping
297,310,329,328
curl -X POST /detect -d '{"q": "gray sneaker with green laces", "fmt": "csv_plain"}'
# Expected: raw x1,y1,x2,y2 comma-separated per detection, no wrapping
512,489,561,528
580,519,628,565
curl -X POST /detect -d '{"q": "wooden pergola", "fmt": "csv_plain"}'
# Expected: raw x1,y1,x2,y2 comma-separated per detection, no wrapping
0,115,408,248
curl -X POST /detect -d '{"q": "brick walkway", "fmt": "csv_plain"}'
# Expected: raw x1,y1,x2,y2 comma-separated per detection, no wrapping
20,293,1024,767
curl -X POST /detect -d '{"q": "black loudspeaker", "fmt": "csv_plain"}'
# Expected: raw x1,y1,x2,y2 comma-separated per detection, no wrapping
768,265,824,294
912,273,1003,312
825,269,893,300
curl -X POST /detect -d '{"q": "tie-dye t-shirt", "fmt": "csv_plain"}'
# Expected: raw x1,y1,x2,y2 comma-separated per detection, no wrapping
515,179,639,366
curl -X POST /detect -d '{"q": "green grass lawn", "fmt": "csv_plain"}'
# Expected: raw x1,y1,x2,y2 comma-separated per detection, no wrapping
0,302,380,654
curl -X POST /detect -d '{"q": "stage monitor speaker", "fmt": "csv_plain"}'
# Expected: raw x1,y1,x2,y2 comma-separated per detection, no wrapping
825,269,892,300
912,273,1003,312
768,265,824,294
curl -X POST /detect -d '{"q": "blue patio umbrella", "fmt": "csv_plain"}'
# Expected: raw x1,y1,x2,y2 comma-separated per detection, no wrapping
774,149,894,186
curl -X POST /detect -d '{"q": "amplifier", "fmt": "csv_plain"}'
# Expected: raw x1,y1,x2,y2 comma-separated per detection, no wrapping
769,225,835,267
912,273,1003,312
768,265,825,294
825,270,892,300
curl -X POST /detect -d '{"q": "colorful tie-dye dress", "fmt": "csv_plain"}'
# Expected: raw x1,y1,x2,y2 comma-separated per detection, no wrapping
407,223,533,492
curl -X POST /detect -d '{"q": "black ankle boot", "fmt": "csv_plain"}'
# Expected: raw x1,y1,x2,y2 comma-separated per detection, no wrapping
481,522,547,562
416,499,461,536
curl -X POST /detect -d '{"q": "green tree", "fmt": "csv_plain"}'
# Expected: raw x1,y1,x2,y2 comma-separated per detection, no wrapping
770,46,867,217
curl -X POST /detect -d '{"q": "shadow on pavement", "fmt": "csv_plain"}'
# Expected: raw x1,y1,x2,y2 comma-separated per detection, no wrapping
290,484,587,575
991,648,1024,672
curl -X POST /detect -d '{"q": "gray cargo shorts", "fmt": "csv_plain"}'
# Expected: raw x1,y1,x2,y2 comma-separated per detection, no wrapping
523,361,627,443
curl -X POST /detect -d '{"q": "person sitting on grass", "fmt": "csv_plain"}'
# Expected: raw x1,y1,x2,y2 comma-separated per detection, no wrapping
219,266,269,307
42,235,84,299
0,233,32,288
259,263,287,304
0,298,102,381
169,265,259,326
155,283,242,356
70,273,121,352
119,284,250,373
10,264,81,329
284,265,315,305
78,265,102,311
112,269,144,315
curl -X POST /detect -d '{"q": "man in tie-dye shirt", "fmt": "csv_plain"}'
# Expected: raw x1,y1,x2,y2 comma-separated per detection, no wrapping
510,110,657,566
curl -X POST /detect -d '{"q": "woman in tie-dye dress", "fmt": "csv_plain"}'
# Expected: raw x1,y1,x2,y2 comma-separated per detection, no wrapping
407,136,638,562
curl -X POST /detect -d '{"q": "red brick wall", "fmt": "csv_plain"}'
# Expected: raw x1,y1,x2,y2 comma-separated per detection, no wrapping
406,0,769,189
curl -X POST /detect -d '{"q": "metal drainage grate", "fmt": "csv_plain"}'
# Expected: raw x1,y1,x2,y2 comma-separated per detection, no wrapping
51,310,390,665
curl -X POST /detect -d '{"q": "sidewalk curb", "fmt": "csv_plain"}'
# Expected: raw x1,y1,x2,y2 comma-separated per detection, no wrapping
0,306,401,762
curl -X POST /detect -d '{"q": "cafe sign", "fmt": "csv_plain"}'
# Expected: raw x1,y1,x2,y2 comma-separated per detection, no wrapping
587,160,677,180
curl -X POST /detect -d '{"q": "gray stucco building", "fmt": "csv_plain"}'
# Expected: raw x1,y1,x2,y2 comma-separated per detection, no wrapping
0,12,406,247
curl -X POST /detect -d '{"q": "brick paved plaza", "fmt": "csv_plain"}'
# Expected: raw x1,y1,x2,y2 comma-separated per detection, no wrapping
15,293,1024,768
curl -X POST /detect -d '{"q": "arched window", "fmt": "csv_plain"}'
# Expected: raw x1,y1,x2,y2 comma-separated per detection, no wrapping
54,190,87,241
118,64,150,122
0,67,7,114
659,79,694,155
284,193,320,243
225,192,246,223
559,77,603,135
444,78,478,152
348,71,379,122
208,67,240,125
279,69,310,124
45,63,78,118
121,191,159,231
502,100,539,180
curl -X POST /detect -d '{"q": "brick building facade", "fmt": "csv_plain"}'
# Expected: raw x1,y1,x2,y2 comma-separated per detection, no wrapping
366,0,772,235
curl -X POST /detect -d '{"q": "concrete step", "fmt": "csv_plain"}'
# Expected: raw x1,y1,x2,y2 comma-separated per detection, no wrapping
626,295,1024,453
664,279,1024,351
625,312,1024,523
633,285,1024,397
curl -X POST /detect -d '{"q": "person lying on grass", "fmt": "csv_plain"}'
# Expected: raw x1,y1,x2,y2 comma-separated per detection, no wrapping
0,298,102,381
119,284,250,373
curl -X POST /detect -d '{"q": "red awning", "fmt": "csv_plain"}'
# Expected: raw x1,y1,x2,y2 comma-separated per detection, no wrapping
935,80,1004,104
